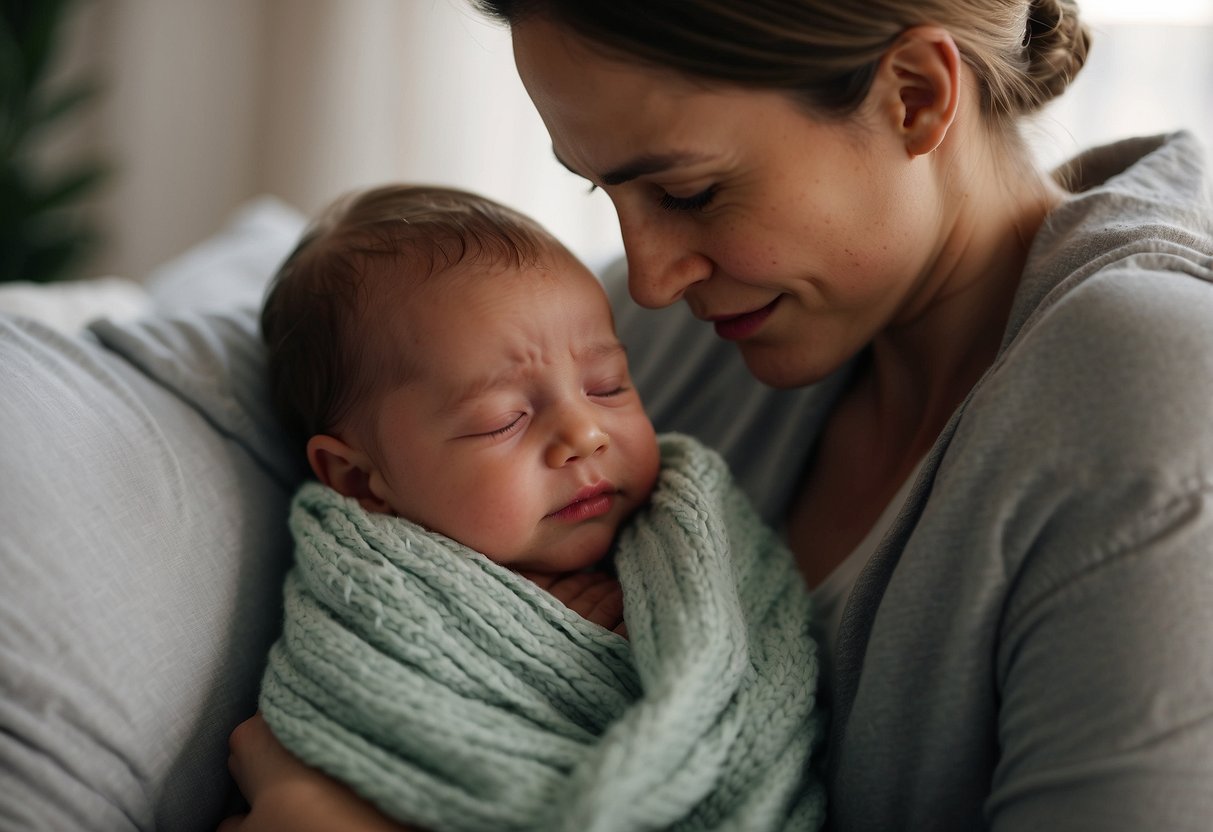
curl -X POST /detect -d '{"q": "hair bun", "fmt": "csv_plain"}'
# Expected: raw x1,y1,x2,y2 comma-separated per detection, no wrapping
1020,0,1091,111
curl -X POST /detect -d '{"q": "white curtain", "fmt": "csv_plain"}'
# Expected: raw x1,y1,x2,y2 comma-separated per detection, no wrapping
52,0,1212,282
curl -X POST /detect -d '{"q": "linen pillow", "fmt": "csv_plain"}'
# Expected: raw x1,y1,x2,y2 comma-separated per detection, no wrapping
146,195,306,315
0,275,151,333
0,198,307,831
0,316,293,831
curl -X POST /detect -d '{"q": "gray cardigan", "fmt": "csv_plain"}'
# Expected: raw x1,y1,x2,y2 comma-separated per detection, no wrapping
607,132,1213,831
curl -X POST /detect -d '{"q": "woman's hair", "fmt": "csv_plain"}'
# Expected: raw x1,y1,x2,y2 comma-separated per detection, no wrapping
474,0,1090,126
261,184,555,446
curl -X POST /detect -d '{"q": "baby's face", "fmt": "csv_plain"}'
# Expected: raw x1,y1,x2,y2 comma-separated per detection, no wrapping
359,250,660,573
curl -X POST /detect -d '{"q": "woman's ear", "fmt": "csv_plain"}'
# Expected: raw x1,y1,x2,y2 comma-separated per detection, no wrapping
872,25,962,158
306,433,394,514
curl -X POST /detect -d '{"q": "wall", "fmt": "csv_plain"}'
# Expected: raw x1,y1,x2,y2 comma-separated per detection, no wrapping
45,1,1213,282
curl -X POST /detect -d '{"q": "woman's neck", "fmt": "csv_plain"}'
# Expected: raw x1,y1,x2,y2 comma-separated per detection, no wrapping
864,142,1066,459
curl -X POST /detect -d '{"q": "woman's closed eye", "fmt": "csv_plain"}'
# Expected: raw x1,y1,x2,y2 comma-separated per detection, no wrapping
659,185,717,212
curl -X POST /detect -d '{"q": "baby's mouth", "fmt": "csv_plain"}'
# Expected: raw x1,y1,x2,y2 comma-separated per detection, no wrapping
548,482,616,521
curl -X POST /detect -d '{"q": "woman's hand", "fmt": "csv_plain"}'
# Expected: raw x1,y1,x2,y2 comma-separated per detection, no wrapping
521,569,628,637
217,712,412,832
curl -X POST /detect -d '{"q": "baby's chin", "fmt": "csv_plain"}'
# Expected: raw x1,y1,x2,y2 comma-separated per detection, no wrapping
504,531,617,575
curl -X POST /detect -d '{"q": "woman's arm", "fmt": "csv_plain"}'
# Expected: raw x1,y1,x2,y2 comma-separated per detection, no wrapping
218,713,413,832
988,484,1213,829
219,570,627,831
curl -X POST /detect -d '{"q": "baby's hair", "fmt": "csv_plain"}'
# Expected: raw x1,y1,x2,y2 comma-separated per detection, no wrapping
475,0,1090,128
262,184,557,447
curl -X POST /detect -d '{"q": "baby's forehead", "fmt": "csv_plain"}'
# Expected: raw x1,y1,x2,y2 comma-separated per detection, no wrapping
363,247,616,359
366,239,585,290
376,250,608,315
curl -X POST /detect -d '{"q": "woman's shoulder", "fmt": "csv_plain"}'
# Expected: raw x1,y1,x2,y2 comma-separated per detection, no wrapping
936,168,1213,568
972,132,1213,468
918,234,1213,636
962,251,1213,489
1009,131,1212,332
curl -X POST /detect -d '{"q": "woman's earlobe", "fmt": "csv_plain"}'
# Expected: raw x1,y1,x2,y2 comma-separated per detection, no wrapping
879,26,962,158
306,434,394,513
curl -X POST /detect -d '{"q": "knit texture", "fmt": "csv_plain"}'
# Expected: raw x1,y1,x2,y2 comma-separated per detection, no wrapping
260,433,824,831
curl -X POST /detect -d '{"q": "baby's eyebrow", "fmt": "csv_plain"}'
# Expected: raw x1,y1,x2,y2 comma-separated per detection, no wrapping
577,340,627,361
443,368,524,413
443,340,627,412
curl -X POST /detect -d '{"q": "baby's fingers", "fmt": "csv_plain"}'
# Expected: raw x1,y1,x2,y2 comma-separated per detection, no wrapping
519,569,627,634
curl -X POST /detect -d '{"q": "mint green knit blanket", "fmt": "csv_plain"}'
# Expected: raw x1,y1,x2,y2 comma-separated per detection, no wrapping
260,433,824,831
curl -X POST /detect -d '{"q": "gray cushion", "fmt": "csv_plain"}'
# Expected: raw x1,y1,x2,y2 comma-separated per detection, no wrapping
0,199,307,831
91,308,307,488
0,316,293,831
146,196,305,316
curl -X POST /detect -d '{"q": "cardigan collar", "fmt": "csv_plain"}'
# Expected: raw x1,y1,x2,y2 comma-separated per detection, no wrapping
825,131,1211,773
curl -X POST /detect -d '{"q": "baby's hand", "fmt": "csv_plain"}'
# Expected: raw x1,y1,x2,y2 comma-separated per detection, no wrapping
520,569,628,638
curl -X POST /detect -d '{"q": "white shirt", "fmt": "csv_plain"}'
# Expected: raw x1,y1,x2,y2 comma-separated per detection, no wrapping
810,459,924,664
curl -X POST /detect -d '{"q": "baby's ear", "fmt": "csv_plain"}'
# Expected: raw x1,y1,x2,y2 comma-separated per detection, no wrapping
306,434,394,514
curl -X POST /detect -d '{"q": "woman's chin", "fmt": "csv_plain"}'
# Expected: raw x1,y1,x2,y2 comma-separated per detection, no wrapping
738,344,836,390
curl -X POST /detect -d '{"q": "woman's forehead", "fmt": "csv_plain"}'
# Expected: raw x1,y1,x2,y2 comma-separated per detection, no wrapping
515,21,657,117
514,21,701,146
512,17,805,183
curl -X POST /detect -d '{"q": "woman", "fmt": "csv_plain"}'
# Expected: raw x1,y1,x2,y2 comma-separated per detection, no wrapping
222,1,1213,829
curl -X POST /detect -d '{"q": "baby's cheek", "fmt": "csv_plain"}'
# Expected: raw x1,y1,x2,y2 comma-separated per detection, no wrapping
464,490,541,562
641,440,661,498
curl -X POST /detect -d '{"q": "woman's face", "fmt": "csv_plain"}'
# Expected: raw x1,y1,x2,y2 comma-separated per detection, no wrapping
513,19,947,388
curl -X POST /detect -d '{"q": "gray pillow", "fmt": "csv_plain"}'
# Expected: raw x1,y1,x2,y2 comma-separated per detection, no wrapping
146,196,305,316
0,198,307,831
0,315,294,831
91,308,307,489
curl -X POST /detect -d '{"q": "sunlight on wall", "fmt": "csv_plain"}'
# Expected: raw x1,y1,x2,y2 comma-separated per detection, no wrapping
1028,12,1213,168
58,0,1212,280
1083,0,1213,24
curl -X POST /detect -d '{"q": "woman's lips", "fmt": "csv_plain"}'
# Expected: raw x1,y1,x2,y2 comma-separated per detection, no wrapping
710,296,781,340
548,483,615,522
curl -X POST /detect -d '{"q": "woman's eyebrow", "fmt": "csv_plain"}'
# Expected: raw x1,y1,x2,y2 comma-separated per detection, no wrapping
552,148,711,186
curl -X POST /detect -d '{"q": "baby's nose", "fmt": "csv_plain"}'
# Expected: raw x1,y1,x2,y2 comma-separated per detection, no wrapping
546,415,610,467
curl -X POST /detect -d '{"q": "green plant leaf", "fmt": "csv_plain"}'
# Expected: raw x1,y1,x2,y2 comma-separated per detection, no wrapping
33,79,99,127
2,0,76,89
32,161,108,212
0,0,107,284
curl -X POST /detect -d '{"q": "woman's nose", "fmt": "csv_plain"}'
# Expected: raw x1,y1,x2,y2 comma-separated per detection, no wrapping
619,212,711,310
545,407,610,468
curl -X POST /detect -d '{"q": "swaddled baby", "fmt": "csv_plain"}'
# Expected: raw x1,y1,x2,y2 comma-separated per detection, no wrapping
258,184,825,832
